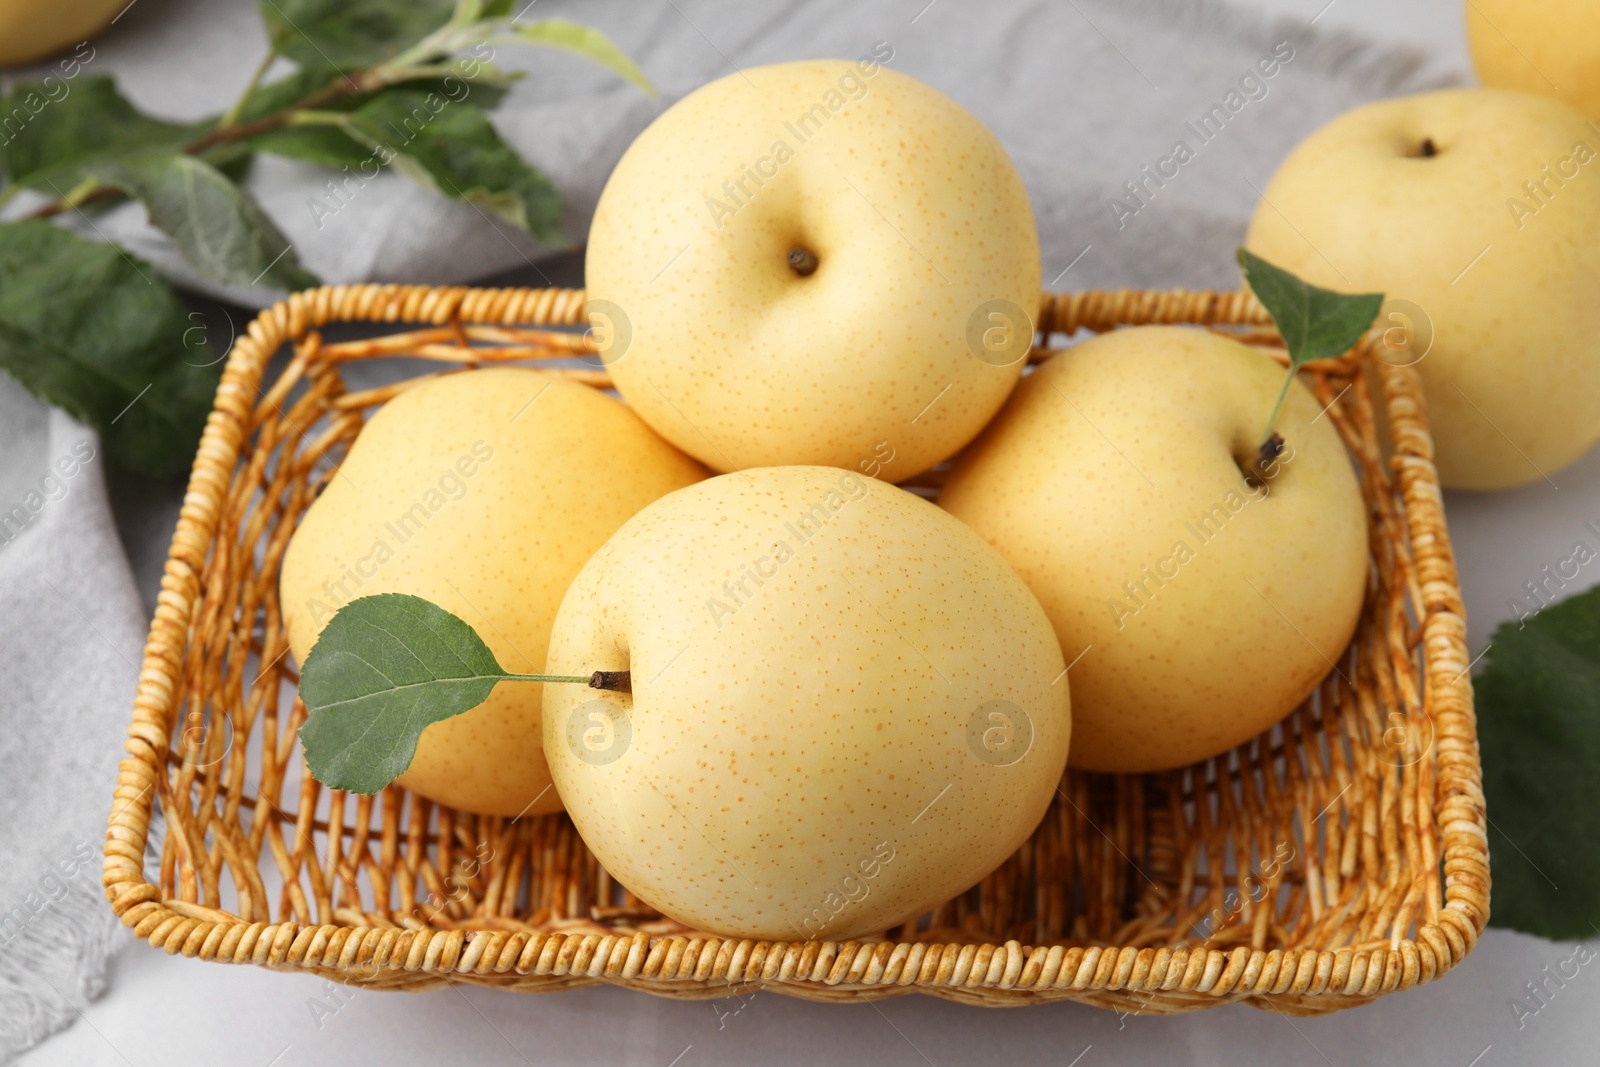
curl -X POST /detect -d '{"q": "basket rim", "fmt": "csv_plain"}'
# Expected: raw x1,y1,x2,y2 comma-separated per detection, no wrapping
101,283,1488,1009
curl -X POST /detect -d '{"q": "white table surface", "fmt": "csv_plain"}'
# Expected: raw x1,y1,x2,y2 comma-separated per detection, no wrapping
25,1,1600,1064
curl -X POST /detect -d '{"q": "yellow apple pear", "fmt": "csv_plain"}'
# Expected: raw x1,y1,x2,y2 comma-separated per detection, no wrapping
543,466,1069,940
1243,88,1600,490
281,369,705,816
940,327,1367,772
585,56,1040,482
1467,0,1600,119
0,0,121,66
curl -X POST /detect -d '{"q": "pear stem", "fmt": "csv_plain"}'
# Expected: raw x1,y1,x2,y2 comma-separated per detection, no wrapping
787,247,819,276
1242,433,1287,491
589,670,632,692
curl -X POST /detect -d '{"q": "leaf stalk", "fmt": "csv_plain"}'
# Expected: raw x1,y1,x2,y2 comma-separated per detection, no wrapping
218,49,279,129
1259,367,1296,446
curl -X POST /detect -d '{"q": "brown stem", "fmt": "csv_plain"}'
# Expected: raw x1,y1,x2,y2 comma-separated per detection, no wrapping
589,670,632,693
25,186,121,220
787,247,818,276
1242,432,1287,492
22,76,369,221
184,79,357,155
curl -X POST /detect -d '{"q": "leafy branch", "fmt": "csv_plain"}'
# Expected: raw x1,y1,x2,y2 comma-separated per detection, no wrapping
22,12,648,224
0,0,649,476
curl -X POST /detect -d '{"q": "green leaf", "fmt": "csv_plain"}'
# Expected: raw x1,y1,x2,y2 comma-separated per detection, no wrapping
84,154,319,290
0,221,219,477
247,86,510,170
251,125,374,168
504,19,653,95
1237,248,1384,370
1479,584,1600,941
239,71,507,168
258,0,454,71
298,593,592,794
340,91,560,238
203,141,258,184
385,11,649,97
1236,247,1383,443
449,0,516,22
0,76,197,192
233,65,509,129
299,594,509,794
375,67,514,109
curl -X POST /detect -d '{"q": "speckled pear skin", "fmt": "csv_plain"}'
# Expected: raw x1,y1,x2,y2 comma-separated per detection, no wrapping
586,59,1041,482
1243,88,1600,489
1468,2,1600,132
543,466,1069,941
941,326,1369,773
280,368,707,816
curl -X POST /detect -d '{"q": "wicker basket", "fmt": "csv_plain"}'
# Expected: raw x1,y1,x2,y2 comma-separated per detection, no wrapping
102,284,1487,1016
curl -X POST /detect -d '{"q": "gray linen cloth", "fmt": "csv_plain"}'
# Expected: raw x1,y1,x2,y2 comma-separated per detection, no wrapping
0,383,142,1058
0,0,1456,1058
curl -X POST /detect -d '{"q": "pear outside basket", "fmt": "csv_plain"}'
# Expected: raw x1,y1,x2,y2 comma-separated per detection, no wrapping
102,284,1487,1016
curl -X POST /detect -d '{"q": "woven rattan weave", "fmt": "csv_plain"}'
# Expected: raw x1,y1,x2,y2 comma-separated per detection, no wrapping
102,285,1487,1015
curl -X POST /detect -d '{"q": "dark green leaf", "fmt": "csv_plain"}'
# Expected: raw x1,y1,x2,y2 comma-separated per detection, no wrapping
203,142,258,184
298,593,511,794
342,91,559,238
378,71,510,111
245,74,508,169
0,221,218,477
1237,248,1384,369
250,125,374,168
232,65,509,128
258,0,454,71
1480,584,1600,940
0,76,197,191
85,154,319,290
